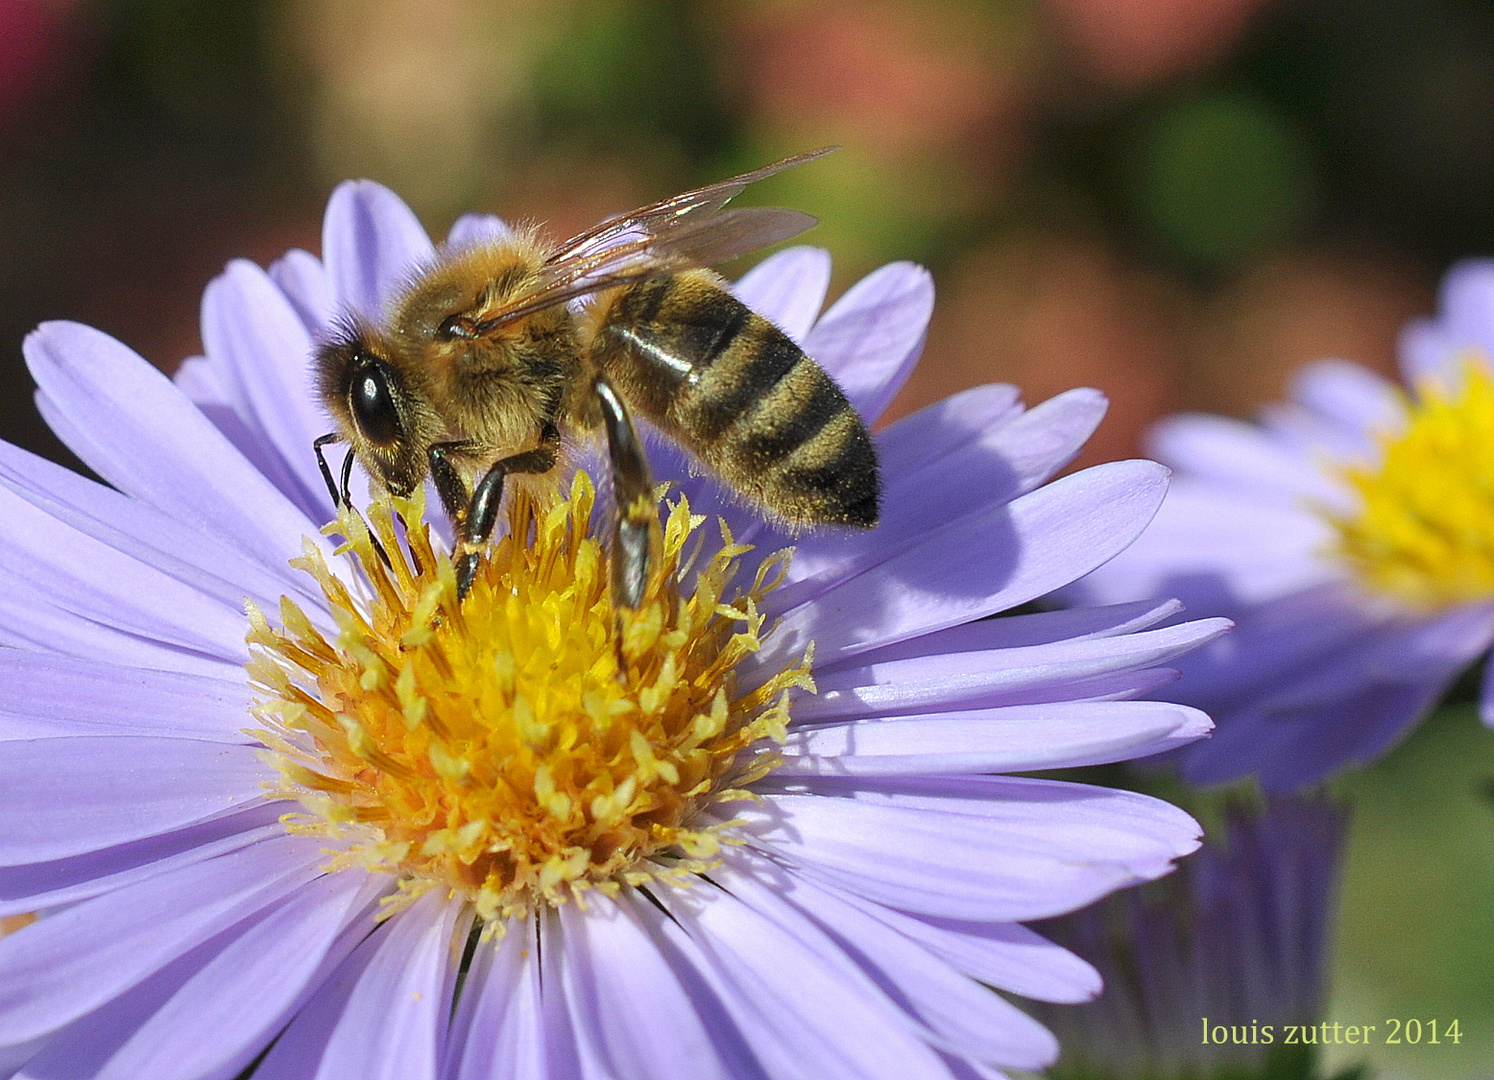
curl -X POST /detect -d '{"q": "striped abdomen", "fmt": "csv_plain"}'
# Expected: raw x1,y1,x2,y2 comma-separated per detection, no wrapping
592,271,879,529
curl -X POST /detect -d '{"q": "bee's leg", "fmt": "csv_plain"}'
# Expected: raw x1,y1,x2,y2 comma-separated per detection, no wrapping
338,448,356,509
428,442,477,524
313,433,344,510
315,433,394,569
444,430,560,600
594,377,660,611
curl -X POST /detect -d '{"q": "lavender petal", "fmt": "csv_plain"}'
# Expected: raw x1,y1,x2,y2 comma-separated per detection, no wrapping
732,245,832,344
0,737,273,865
806,261,934,424
321,180,434,321
754,459,1171,675
778,700,1212,776
0,835,325,1045
24,322,328,573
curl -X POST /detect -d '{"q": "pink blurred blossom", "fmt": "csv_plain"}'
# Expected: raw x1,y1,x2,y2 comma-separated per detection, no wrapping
0,0,75,116
1044,0,1267,87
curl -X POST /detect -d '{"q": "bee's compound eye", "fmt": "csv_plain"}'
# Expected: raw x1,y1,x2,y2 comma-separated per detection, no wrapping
350,359,402,446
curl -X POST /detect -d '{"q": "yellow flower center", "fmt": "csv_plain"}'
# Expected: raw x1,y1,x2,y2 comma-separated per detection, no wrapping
247,474,810,926
1328,359,1494,611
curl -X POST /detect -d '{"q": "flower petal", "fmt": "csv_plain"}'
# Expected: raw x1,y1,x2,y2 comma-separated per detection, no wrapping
0,480,250,662
832,599,1182,671
776,387,1106,586
553,895,741,1080
0,834,325,1045
200,259,334,521
722,853,1060,1069
738,777,1199,921
1147,413,1344,505
322,180,435,319
172,355,228,407
779,700,1212,776
25,322,326,573
446,920,548,1080
1186,677,1441,792
0,809,284,917
0,438,323,614
757,459,1170,674
843,902,1101,1005
804,261,934,423
254,889,459,1080
1066,479,1338,614
1481,651,1494,729
797,618,1230,721
269,249,336,337
1161,583,1377,707
446,213,513,250
24,871,382,1080
871,382,1025,479
0,737,273,865
0,652,250,743
1434,258,1494,352
0,572,240,680
650,883,956,1080
731,245,832,344
1289,359,1404,444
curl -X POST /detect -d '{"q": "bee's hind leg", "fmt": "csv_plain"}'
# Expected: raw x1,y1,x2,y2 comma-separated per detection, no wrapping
594,378,661,611
439,431,560,600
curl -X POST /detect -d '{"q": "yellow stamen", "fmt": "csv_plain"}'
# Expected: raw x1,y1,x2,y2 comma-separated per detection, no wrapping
1328,358,1494,611
247,473,811,927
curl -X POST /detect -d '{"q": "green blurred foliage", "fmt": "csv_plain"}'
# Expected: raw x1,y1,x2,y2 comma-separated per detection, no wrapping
1128,93,1314,266
1327,703,1494,1078
531,0,735,162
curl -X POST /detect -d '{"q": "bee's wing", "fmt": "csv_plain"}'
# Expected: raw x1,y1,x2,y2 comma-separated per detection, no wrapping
471,148,835,332
551,147,836,263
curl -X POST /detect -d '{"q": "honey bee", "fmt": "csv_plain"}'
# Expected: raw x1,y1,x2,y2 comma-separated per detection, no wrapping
313,149,879,606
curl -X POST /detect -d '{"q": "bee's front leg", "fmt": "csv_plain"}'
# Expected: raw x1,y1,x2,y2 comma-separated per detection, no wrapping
313,433,345,510
439,430,560,600
316,432,392,568
428,441,479,525
594,378,660,611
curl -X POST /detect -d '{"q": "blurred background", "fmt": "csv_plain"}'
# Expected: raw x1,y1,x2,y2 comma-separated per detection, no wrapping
0,0,1491,1075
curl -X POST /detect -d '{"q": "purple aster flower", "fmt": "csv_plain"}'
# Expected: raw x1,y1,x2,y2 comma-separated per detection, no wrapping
0,180,1223,1080
1028,798,1348,1080
1066,259,1494,792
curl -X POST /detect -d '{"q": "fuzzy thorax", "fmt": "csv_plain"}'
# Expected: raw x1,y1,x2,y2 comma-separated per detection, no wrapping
1329,360,1494,612
247,475,811,926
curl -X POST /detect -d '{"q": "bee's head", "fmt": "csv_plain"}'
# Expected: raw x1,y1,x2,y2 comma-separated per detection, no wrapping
315,322,430,497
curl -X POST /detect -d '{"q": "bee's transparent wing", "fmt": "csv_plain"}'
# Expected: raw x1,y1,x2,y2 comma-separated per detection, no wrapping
551,147,835,263
471,148,834,333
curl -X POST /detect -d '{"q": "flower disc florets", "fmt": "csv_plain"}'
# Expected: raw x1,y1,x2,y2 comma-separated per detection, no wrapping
247,473,810,926
1329,359,1494,612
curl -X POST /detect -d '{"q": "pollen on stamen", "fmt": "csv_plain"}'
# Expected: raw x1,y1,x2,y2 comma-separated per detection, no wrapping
1327,358,1494,611
246,472,812,928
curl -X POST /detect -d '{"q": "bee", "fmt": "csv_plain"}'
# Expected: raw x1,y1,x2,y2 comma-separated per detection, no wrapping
313,148,879,607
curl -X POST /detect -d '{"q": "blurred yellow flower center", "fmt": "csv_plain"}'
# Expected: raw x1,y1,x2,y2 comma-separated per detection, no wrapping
247,475,809,926
1329,360,1494,611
